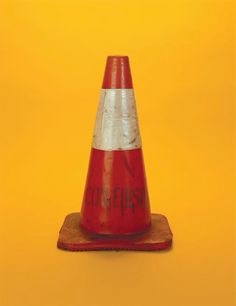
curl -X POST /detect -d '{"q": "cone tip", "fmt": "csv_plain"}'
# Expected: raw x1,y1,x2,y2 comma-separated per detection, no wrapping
102,55,133,89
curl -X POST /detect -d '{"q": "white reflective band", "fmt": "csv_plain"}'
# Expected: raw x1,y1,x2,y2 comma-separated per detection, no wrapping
92,89,142,151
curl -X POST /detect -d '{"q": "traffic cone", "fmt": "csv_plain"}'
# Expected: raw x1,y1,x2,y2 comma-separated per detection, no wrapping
57,56,173,251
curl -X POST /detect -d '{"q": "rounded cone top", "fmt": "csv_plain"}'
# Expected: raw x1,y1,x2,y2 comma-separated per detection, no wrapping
102,56,133,89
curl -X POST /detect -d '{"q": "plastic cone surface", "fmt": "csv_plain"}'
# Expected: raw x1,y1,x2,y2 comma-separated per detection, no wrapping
57,56,173,251
80,56,151,236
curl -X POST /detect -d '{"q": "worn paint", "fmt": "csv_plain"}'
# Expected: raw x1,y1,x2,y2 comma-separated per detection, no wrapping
80,148,151,235
92,89,141,151
79,56,151,236
58,213,173,251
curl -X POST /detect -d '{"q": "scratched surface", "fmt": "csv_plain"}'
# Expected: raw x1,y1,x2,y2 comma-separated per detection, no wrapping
57,213,173,251
92,89,141,151
80,148,151,235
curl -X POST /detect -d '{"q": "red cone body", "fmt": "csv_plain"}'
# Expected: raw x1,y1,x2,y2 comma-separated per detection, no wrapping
80,56,151,236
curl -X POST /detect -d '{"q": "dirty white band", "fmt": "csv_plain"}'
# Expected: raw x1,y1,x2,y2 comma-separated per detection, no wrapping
92,89,142,151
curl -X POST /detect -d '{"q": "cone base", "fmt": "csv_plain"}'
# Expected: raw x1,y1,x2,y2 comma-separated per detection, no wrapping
57,213,173,251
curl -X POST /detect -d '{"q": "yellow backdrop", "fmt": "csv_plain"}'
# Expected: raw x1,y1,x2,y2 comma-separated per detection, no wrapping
0,1,235,306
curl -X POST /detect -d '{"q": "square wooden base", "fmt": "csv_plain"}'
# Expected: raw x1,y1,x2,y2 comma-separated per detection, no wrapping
57,213,173,251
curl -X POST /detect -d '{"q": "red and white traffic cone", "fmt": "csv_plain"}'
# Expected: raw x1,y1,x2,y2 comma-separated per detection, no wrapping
80,56,151,236
57,56,172,251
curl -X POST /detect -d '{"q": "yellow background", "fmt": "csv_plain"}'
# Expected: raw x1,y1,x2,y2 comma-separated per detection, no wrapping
0,1,235,305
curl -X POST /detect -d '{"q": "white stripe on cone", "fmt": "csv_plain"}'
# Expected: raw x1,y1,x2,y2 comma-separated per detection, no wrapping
92,89,142,151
